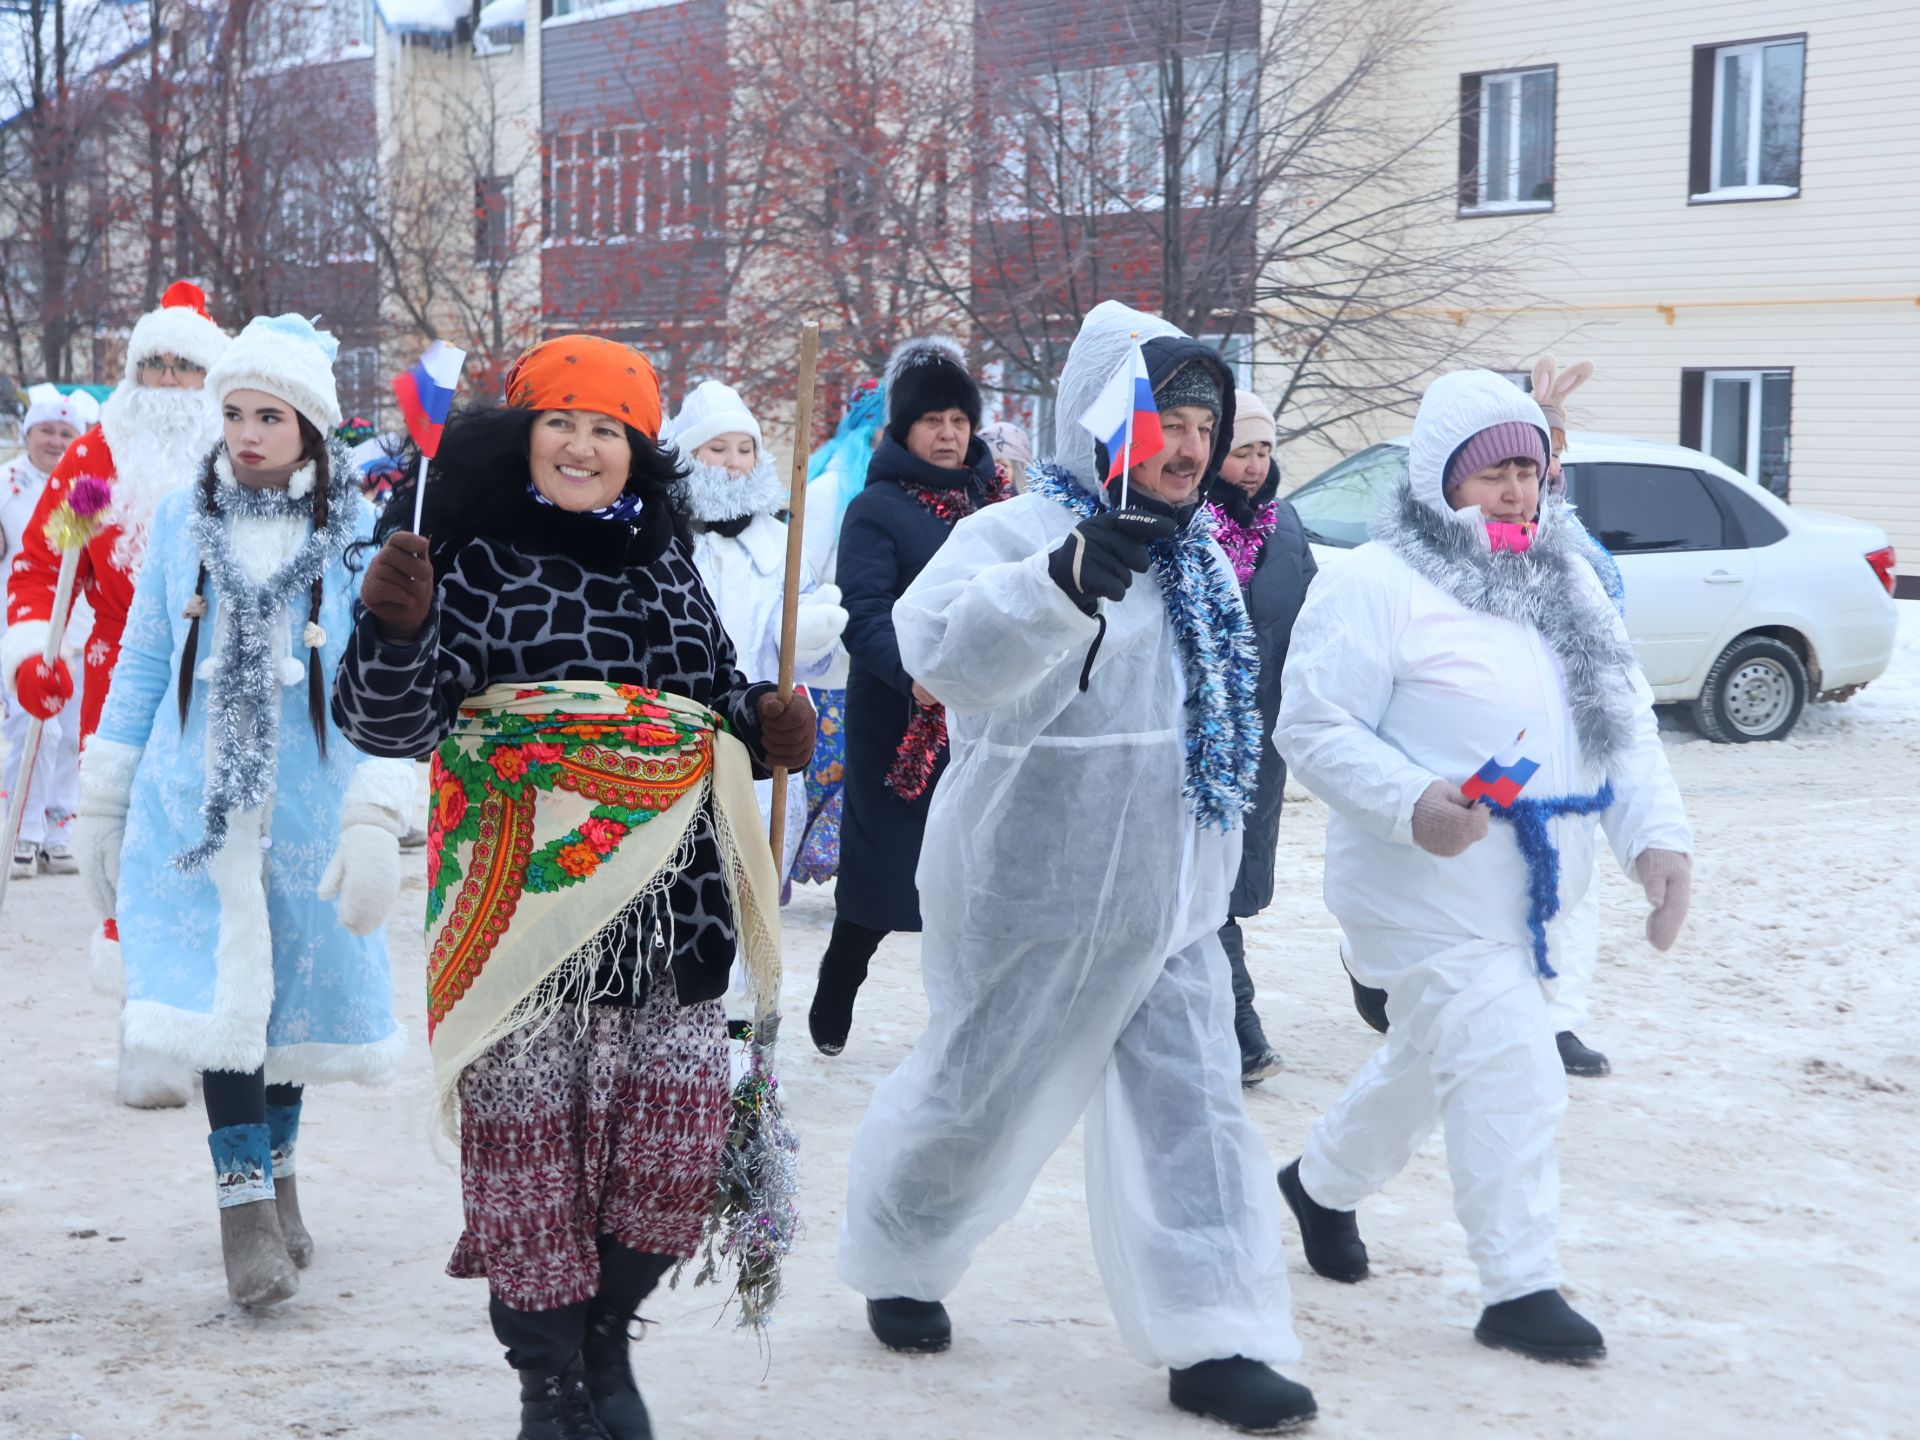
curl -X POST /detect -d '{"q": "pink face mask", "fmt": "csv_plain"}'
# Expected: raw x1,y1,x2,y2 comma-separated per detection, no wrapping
1486,520,1535,554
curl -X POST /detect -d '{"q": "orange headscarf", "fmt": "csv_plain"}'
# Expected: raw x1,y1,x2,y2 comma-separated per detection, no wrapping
503,334,664,439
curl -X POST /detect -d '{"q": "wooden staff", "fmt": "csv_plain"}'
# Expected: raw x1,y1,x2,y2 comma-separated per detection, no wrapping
0,547,84,918
768,322,821,862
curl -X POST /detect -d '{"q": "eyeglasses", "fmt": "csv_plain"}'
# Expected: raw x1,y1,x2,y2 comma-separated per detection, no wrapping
137,357,206,378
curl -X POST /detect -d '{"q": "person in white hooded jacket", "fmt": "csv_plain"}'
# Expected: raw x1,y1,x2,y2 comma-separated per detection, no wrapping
837,301,1313,1433
1274,369,1692,1365
666,379,848,882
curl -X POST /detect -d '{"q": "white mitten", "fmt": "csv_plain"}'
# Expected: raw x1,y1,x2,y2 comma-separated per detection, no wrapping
76,738,141,922
318,759,413,936
794,596,849,668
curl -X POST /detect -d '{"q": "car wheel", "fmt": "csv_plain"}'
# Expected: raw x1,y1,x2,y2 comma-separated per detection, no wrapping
1692,635,1808,743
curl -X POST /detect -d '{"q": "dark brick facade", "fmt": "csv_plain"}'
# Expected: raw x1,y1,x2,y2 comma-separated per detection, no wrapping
540,0,729,385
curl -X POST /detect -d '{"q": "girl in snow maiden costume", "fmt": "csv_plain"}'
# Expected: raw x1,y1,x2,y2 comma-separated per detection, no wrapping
839,302,1313,1434
667,378,849,885
332,335,814,1440
75,314,410,1309
1275,369,1692,1365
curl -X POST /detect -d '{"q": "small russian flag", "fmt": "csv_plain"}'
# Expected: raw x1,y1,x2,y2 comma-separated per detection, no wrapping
1076,340,1163,488
1461,731,1540,808
392,340,466,459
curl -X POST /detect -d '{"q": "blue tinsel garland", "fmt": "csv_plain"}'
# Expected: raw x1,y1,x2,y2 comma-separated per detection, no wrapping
1030,466,1263,833
1488,780,1616,977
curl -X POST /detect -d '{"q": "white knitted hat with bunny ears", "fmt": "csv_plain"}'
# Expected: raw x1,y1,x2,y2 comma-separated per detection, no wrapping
1530,354,1593,433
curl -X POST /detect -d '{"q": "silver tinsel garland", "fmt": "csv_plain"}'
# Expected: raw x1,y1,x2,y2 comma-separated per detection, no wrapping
174,441,359,871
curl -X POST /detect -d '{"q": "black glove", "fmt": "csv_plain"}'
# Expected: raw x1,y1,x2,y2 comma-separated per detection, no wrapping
1046,510,1178,610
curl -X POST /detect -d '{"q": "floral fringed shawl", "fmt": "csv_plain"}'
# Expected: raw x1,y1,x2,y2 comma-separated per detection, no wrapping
424,680,800,1325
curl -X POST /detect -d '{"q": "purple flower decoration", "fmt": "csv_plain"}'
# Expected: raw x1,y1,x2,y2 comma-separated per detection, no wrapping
67,476,113,519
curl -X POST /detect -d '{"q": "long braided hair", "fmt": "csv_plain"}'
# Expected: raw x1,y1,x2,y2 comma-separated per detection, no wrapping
176,417,334,759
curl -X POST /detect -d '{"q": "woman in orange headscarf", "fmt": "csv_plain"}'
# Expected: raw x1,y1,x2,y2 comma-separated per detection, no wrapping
334,335,814,1440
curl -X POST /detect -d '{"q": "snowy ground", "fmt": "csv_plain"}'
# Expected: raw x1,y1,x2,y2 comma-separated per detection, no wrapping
4,606,1917,1440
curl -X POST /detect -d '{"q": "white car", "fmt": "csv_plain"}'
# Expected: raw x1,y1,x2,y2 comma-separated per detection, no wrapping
1287,433,1899,741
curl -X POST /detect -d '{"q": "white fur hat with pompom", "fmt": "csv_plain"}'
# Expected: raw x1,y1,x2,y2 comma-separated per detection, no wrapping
667,379,762,458
207,313,343,432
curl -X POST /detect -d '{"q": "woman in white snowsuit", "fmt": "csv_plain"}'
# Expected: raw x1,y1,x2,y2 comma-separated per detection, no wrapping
838,301,1313,1433
77,316,410,1309
1275,369,1692,1363
667,379,849,884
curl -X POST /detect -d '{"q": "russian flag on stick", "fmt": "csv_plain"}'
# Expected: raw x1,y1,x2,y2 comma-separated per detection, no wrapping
392,340,466,530
1076,338,1161,510
1460,730,1540,809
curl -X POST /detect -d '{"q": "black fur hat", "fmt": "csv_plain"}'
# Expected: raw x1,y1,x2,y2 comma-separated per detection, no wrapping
883,335,982,443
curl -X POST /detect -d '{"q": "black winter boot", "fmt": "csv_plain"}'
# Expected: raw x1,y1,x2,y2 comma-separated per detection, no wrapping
1475,1289,1606,1364
866,1296,951,1353
581,1242,675,1440
1222,920,1282,1085
809,918,885,1055
1278,1160,1368,1283
1169,1356,1317,1432
1556,1031,1611,1077
516,1357,614,1440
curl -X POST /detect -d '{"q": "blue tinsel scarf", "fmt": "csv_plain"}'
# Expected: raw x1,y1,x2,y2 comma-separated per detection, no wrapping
1488,780,1616,978
1030,465,1263,833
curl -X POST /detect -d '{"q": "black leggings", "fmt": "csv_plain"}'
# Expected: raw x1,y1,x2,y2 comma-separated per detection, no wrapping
202,1067,303,1131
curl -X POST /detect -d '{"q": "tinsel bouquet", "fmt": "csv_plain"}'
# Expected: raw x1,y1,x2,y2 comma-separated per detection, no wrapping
689,1026,800,1331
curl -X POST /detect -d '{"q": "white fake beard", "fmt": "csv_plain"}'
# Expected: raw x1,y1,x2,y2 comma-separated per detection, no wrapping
680,455,786,524
98,384,221,571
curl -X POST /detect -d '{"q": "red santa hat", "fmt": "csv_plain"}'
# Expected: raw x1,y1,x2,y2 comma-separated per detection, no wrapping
122,281,230,385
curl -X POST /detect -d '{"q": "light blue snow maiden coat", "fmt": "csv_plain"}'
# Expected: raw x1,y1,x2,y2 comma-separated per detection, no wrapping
89,445,411,1084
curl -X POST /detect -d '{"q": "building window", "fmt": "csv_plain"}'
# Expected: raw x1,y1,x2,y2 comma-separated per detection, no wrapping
475,176,513,267
987,53,1254,220
1690,37,1804,202
1458,67,1555,214
1680,368,1792,498
544,125,713,244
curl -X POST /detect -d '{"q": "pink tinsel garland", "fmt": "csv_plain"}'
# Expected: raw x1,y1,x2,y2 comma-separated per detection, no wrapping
1208,500,1278,585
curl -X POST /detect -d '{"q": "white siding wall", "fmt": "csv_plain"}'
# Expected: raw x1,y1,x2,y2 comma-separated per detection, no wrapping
1269,0,1920,581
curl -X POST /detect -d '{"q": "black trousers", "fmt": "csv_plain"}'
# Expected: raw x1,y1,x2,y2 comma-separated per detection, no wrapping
490,1238,676,1370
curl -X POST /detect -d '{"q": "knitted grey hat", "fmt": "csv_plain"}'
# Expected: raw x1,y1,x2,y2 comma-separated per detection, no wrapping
1155,359,1222,417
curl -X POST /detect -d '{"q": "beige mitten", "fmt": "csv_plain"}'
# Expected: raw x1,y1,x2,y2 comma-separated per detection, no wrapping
1410,781,1490,857
1635,848,1692,950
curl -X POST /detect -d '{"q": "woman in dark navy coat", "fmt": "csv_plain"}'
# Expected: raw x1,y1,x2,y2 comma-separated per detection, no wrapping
808,336,997,1055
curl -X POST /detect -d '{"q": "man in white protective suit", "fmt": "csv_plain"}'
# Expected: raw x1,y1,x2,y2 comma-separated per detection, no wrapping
1274,369,1692,1365
837,300,1314,1434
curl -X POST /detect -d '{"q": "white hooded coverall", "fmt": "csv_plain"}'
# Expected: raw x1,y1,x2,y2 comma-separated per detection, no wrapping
1278,370,1690,1305
836,302,1299,1371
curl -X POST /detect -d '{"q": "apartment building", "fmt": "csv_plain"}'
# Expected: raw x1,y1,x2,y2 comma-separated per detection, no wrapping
1281,0,1920,589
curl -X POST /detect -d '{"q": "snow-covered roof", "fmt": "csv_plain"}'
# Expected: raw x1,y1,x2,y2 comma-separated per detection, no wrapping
475,0,525,33
371,0,466,36
0,0,153,127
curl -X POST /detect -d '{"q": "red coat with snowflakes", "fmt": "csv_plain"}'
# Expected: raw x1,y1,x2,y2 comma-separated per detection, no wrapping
4,424,135,739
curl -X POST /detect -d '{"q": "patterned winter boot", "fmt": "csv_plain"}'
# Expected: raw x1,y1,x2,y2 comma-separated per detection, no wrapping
208,1122,298,1308
267,1099,313,1268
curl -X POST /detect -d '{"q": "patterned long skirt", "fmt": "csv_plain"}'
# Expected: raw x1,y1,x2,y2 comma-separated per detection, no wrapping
791,686,846,885
448,988,731,1311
